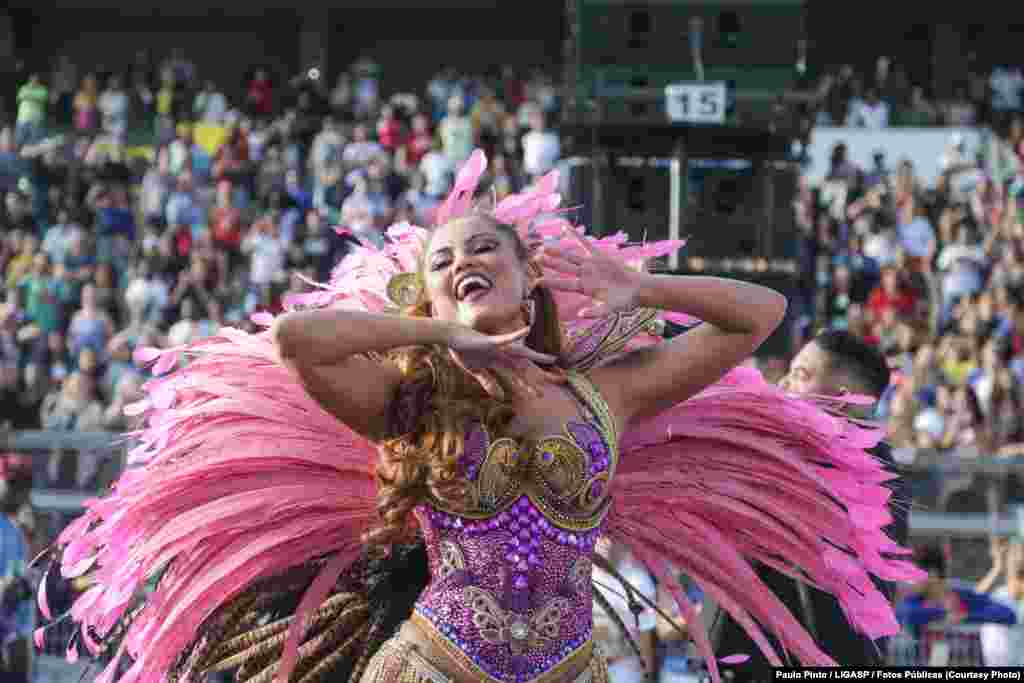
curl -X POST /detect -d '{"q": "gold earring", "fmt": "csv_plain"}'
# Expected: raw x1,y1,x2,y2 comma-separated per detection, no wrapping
386,273,422,308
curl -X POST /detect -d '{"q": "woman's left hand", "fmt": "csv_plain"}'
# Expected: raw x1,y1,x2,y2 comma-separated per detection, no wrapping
536,228,644,318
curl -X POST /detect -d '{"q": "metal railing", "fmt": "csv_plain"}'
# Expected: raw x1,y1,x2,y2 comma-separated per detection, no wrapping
3,429,1024,562
886,625,988,667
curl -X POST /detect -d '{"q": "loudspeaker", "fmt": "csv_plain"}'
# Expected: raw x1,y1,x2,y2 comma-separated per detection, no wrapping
682,161,799,262
699,270,798,357
562,157,595,230
575,1,803,74
604,160,671,243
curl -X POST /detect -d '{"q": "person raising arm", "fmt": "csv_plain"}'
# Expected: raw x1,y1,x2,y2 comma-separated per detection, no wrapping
536,229,787,430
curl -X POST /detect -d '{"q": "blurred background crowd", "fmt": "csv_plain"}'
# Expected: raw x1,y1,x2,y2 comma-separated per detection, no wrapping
2,51,1023,471
0,14,1023,682
1,55,567,446
797,109,1024,460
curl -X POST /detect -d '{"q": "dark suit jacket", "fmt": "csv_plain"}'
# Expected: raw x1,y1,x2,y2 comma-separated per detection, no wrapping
712,443,909,681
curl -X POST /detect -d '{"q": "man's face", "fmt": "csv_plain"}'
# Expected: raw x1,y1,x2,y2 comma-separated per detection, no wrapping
780,341,836,396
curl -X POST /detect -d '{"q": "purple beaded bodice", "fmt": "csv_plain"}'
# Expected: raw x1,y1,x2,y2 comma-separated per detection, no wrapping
411,373,618,683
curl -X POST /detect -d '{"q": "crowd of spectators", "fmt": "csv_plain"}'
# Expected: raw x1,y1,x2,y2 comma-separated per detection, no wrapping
806,57,1023,129
1,44,1024,681
792,55,1024,460
0,51,571,679
2,49,1024,487
0,54,566,487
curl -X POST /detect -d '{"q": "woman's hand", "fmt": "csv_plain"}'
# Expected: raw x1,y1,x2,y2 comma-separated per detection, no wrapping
536,228,643,318
446,325,564,400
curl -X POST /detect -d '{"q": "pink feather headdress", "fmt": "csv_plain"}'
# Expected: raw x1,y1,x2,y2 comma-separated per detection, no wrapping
282,148,692,335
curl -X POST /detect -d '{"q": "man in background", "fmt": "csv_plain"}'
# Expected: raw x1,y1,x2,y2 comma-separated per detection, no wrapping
712,330,909,680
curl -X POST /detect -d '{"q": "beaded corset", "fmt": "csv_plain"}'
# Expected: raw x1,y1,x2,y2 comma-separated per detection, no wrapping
411,373,618,683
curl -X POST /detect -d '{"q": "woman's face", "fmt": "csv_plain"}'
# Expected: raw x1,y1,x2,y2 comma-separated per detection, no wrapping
424,217,531,335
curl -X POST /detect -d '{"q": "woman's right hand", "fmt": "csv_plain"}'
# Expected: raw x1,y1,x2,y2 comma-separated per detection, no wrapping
445,325,565,400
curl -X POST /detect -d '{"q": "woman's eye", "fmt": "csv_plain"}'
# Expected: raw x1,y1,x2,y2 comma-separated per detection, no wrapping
474,243,495,254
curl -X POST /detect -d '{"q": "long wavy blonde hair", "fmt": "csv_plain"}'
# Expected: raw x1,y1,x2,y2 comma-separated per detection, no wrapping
364,214,564,550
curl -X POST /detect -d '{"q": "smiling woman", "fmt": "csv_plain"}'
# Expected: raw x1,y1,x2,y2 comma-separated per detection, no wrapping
44,150,925,683
424,217,537,335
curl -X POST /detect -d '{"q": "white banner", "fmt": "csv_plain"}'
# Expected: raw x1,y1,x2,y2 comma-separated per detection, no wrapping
805,126,985,188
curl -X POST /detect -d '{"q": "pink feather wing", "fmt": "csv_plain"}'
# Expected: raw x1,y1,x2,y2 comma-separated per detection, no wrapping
608,372,925,682
51,329,379,681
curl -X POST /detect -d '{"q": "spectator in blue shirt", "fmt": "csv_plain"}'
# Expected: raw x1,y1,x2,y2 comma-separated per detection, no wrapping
0,453,34,683
896,545,1016,639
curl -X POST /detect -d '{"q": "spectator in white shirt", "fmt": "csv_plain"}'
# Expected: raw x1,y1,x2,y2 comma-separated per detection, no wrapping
990,65,1024,114
141,151,174,225
165,173,199,230
897,199,936,262
522,110,560,181
340,173,384,248
938,237,985,309
977,538,1024,667
439,95,474,167
241,216,288,311
124,261,169,326
419,137,455,199
42,209,84,266
846,89,890,129
98,75,130,143
309,117,345,193
863,225,900,268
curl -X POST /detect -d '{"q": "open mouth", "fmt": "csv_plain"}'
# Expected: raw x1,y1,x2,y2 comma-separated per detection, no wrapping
455,273,494,302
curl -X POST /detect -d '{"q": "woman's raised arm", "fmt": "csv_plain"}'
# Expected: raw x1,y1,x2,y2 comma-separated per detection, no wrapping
593,274,786,425
538,234,786,427
272,310,456,440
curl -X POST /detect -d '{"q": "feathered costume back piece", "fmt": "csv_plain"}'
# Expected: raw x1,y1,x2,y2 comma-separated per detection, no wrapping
40,150,924,683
